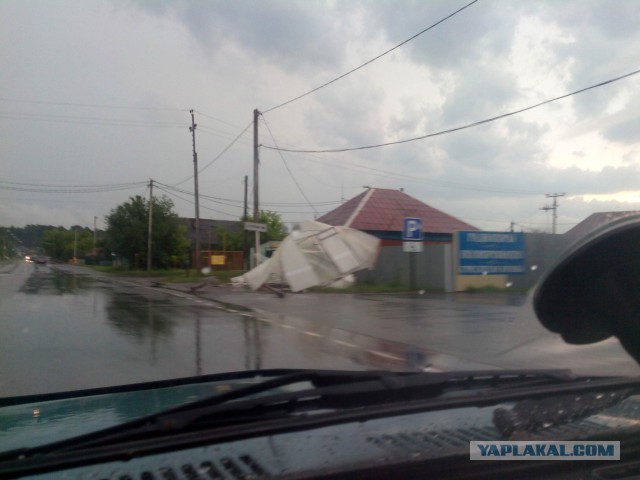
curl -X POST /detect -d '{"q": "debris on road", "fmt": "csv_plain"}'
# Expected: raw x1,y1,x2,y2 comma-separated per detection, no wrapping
233,220,380,292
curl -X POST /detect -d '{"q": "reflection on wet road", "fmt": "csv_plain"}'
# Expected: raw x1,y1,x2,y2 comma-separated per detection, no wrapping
0,261,636,397
0,263,366,396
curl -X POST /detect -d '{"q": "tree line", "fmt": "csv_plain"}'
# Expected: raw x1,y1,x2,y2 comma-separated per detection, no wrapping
4,195,287,269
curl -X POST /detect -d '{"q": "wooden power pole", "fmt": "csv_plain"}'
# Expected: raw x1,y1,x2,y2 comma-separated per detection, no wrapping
190,110,201,271
253,109,261,266
147,179,153,272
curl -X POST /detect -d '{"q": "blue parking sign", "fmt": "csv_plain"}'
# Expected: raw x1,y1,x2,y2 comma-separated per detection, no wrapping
403,218,423,240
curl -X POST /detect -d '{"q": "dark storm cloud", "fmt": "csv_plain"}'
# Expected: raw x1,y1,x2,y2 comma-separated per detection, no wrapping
363,0,517,70
129,0,347,71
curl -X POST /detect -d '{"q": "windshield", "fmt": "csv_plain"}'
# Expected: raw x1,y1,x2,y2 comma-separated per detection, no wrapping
1,0,640,473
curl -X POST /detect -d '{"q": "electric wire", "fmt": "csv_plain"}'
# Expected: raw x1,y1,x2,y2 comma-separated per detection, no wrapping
193,110,247,130
0,180,147,188
171,120,253,187
154,185,240,218
262,0,480,113
0,97,186,112
0,111,185,128
260,116,319,216
155,182,244,208
197,124,254,147
0,180,147,194
155,180,339,210
262,68,640,153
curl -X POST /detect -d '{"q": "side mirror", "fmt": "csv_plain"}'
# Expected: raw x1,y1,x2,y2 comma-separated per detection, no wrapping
533,214,640,365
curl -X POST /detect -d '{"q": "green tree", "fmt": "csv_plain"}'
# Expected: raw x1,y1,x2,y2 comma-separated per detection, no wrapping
105,195,189,269
41,227,93,261
259,210,287,242
0,227,17,258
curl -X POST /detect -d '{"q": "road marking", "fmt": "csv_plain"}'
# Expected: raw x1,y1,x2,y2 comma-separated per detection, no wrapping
367,350,403,361
303,331,322,338
332,339,356,348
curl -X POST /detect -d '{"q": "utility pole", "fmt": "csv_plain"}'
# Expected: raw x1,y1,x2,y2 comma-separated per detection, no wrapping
147,179,153,273
93,216,97,256
541,193,565,234
190,110,201,271
253,108,261,267
243,175,249,270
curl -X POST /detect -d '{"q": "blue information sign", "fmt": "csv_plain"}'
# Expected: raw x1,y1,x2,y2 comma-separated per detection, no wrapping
458,231,525,275
403,218,423,241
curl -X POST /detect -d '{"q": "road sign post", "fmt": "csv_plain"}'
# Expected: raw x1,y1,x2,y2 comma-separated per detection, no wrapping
403,218,423,290
244,222,268,233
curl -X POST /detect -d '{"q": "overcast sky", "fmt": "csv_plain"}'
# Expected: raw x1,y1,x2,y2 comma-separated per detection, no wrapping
2,0,640,234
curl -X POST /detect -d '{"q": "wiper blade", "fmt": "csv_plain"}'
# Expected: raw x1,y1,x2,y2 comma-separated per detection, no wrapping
2,370,639,479
0,368,578,457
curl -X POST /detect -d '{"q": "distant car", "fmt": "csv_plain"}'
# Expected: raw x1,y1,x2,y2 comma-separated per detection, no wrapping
33,255,49,265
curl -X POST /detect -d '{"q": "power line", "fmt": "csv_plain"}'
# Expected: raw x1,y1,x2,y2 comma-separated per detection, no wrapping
0,97,186,112
197,124,254,147
0,111,185,128
262,0,480,113
172,120,253,187
156,180,339,208
0,180,146,188
0,180,147,193
193,110,247,130
263,68,640,153
260,116,319,216
155,184,240,218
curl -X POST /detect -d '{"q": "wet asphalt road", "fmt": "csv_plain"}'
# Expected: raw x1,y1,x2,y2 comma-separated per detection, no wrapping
0,261,636,397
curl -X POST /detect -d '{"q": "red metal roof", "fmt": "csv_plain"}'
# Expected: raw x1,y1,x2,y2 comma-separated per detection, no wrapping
318,188,477,233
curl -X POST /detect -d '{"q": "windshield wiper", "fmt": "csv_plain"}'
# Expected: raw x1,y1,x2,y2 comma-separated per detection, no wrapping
0,369,614,452
2,369,639,478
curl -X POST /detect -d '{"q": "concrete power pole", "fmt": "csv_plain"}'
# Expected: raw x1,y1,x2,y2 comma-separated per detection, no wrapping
190,110,201,271
253,109,261,266
541,193,565,234
243,175,249,270
147,179,153,273
93,215,97,256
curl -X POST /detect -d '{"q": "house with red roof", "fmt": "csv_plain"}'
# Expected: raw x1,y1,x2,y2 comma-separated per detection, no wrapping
317,188,514,292
318,187,477,245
